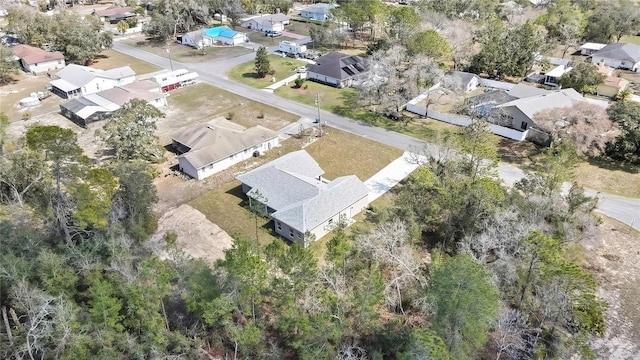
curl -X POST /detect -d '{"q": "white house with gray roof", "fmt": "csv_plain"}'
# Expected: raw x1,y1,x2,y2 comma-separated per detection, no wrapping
590,43,640,72
236,150,369,246
50,64,136,99
300,3,337,21
306,52,370,88
172,117,279,180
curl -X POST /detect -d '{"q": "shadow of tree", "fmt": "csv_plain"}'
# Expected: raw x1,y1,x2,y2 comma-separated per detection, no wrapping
586,156,639,174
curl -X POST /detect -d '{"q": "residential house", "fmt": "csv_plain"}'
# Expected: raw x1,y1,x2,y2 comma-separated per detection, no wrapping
306,52,370,88
300,3,337,21
50,64,136,99
59,80,166,127
204,26,248,45
150,69,199,92
543,64,572,87
443,71,480,93
94,6,136,24
181,26,248,48
597,76,630,98
590,43,640,72
580,42,607,56
172,117,279,180
494,88,590,130
241,14,288,33
236,150,369,246
12,44,65,74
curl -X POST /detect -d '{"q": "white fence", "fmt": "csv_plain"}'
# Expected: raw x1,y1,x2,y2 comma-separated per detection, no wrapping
478,78,516,90
406,103,529,142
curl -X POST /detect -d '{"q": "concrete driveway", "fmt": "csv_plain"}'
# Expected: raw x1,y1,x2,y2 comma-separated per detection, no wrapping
365,152,422,203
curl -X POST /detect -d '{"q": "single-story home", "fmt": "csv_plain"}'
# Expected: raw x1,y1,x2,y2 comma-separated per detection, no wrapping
204,26,247,45
597,76,630,98
150,69,199,92
299,3,338,21
590,43,640,72
494,88,590,130
59,80,166,127
580,42,607,56
306,52,370,88
443,71,480,93
236,150,369,246
50,64,136,99
543,64,572,87
172,117,279,180
12,44,65,74
241,14,288,33
181,26,247,48
94,6,136,23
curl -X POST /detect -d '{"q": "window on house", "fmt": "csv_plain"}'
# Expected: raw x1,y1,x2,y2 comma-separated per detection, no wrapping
297,232,302,239
276,222,281,231
289,231,294,238
328,218,333,225
520,121,528,130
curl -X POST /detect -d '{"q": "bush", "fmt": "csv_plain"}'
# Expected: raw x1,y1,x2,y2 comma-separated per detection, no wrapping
294,78,305,88
227,112,235,120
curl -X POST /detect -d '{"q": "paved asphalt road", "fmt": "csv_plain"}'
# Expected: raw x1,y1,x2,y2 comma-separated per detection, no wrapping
112,41,640,231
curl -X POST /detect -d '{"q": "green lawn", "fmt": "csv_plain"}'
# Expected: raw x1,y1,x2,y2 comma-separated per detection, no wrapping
620,35,640,45
275,80,349,111
189,128,403,247
227,54,306,88
91,49,160,75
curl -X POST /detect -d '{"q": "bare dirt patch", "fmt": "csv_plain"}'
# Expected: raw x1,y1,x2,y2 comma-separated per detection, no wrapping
583,216,640,359
0,72,63,122
150,204,234,264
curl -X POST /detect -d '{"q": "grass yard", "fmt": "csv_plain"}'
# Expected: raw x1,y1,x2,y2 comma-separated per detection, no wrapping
227,54,306,88
189,127,403,247
246,31,298,47
91,49,160,75
162,83,298,134
620,35,640,45
121,37,252,63
574,160,640,198
275,80,347,110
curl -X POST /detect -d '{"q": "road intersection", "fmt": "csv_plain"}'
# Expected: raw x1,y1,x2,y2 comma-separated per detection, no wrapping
112,40,640,231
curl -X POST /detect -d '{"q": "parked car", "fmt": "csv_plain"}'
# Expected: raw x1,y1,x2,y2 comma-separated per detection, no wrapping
286,52,300,58
265,31,283,37
303,52,320,60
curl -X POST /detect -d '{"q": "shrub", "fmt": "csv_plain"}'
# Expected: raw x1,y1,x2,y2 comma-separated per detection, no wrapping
294,78,305,88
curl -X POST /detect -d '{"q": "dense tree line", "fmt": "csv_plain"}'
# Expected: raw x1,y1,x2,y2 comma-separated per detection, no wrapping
4,7,112,65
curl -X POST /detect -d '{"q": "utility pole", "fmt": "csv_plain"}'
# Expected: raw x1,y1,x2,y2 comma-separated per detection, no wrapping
315,92,322,137
166,47,174,72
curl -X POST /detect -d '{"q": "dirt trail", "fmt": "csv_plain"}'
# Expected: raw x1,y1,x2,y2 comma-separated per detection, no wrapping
585,216,640,359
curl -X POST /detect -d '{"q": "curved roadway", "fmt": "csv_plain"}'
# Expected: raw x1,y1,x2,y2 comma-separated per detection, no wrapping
112,41,640,231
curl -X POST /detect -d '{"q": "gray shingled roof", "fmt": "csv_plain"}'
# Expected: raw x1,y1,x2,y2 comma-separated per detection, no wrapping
593,43,640,63
236,150,368,233
174,117,278,169
496,88,586,118
272,175,369,232
306,52,370,81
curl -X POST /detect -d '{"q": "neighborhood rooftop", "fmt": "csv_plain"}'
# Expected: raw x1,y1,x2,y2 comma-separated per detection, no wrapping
496,88,586,118
592,43,640,63
306,52,369,80
51,64,136,91
173,117,278,169
12,44,64,65
236,150,369,232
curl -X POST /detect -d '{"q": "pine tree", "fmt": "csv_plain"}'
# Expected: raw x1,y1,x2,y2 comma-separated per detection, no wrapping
254,46,271,78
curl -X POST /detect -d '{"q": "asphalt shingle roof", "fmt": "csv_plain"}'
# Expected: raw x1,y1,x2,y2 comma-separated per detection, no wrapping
236,150,368,233
593,43,640,63
12,44,64,65
55,64,136,89
306,52,370,81
173,117,278,169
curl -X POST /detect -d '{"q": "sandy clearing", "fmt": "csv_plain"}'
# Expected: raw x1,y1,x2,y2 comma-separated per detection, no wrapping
151,204,234,264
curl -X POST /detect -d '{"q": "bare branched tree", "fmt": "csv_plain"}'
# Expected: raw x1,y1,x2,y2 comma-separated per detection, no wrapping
356,221,424,314
441,20,475,70
534,103,620,157
492,309,533,360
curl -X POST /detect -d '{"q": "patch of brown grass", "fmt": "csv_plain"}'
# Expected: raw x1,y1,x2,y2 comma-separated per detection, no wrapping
91,49,161,75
